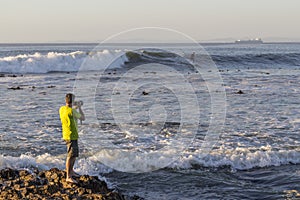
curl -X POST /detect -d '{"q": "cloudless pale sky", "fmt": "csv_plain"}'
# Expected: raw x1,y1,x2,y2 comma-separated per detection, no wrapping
0,0,299,43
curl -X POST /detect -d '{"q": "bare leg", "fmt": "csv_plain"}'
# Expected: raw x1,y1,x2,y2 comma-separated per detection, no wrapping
66,156,77,183
70,157,76,174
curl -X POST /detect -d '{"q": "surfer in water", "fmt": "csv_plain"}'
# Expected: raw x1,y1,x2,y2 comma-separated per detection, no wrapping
59,93,85,183
190,52,195,62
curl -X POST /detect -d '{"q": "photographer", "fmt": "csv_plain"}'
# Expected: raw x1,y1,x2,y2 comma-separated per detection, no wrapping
59,93,85,184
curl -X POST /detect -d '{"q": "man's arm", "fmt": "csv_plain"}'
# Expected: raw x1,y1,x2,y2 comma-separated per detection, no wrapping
72,106,85,121
78,106,85,121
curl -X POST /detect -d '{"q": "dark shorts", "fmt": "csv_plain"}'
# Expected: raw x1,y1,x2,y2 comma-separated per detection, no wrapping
65,140,79,158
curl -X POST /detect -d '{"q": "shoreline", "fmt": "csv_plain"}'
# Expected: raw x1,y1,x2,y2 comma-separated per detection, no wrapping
0,167,142,200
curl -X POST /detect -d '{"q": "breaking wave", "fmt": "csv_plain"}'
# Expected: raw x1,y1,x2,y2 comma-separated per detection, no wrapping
1,147,300,173
171,147,300,170
0,50,128,74
1,48,298,74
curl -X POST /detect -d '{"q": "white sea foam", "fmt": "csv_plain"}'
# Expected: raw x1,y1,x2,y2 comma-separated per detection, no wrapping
0,50,128,73
2,146,299,175
0,153,62,171
0,153,113,186
170,147,300,170
0,153,112,175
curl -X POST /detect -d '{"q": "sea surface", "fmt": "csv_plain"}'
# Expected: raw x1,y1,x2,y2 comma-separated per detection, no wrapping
0,43,300,199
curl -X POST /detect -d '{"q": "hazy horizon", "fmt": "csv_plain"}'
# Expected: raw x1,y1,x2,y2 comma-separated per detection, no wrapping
1,0,300,43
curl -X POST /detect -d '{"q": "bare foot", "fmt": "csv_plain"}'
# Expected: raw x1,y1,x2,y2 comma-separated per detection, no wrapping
66,177,78,184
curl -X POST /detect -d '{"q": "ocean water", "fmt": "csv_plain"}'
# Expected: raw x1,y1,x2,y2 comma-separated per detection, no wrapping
0,43,300,199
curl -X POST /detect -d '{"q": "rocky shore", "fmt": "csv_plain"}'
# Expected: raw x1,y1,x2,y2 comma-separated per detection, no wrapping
0,168,141,200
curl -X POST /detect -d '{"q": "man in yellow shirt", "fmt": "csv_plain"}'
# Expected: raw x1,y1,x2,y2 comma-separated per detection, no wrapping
59,93,85,183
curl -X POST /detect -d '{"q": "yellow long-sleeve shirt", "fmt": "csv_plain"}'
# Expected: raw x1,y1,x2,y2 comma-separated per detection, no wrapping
59,106,81,140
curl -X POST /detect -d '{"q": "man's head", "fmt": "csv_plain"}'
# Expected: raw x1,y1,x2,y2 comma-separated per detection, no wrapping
65,93,75,106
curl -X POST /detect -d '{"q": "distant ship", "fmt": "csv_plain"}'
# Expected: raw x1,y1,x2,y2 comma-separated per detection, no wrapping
235,38,263,44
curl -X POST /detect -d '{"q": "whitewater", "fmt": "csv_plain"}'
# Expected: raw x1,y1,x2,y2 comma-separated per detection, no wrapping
1,43,300,199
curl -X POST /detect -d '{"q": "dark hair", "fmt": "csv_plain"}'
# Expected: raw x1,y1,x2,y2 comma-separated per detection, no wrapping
65,93,75,104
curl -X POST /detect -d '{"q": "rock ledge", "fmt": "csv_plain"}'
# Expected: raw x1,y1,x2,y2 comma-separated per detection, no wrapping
0,168,137,200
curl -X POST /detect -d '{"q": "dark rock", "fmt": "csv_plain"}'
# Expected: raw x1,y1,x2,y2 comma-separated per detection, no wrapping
131,194,145,200
19,170,30,177
46,184,60,194
236,90,244,94
19,187,28,197
7,74,17,78
0,168,133,200
0,168,19,180
76,187,86,196
50,173,58,180
13,184,20,190
38,171,45,178
142,91,149,95
7,86,23,90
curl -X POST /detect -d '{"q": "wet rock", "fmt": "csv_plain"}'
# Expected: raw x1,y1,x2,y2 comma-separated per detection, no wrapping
0,168,133,200
236,90,244,94
0,168,19,180
45,184,60,195
19,170,30,177
142,91,149,95
76,187,86,196
13,184,20,190
19,187,28,198
7,74,17,78
131,194,145,200
7,86,23,90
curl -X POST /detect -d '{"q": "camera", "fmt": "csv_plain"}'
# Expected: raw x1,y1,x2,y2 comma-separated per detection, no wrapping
74,100,83,107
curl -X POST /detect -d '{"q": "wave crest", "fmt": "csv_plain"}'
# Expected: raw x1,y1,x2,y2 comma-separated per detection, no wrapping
0,50,128,74
171,147,300,170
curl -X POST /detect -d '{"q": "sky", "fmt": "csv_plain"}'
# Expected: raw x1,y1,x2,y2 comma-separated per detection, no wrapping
0,0,300,43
